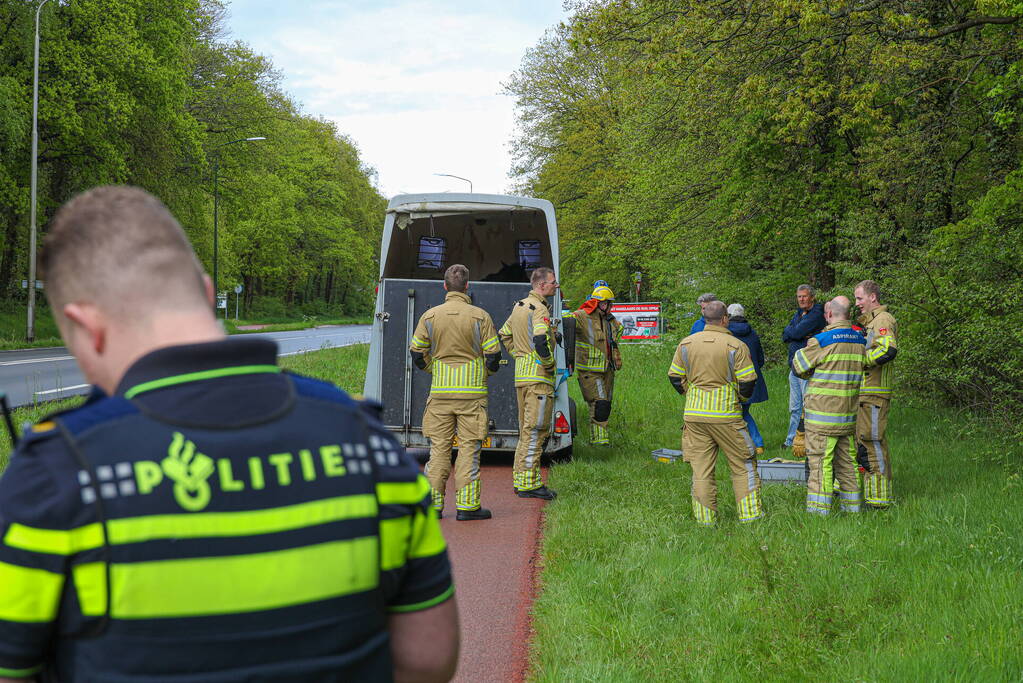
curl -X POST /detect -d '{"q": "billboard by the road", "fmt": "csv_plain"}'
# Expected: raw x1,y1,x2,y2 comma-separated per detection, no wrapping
612,302,661,341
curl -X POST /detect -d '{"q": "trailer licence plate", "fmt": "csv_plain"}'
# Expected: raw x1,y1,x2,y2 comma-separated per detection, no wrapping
452,436,492,448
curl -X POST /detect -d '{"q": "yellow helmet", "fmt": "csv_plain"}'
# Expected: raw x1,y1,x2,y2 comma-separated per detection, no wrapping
591,285,615,301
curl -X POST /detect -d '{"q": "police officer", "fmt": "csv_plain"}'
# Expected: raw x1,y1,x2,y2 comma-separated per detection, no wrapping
572,282,623,446
0,187,457,682
792,296,867,515
499,267,559,500
668,301,763,525
854,280,898,508
410,264,501,521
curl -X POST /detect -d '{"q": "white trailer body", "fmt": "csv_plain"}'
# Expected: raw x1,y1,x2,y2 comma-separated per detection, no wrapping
363,193,575,458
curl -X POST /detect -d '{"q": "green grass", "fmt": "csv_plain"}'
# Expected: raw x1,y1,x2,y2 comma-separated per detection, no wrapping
0,301,64,349
223,316,372,335
3,342,1019,679
531,344,1023,681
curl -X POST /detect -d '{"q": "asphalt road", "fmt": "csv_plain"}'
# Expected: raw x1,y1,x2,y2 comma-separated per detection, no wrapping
0,324,371,408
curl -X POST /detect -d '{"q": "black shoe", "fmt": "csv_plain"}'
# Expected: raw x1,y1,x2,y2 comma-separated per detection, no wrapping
456,507,492,521
516,485,557,500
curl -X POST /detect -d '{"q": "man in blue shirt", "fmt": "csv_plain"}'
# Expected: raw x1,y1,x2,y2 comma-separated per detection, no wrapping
0,186,458,682
689,293,719,334
781,284,826,449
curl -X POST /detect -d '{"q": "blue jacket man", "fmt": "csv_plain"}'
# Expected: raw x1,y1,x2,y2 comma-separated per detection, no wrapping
689,292,718,334
728,304,767,451
780,286,826,448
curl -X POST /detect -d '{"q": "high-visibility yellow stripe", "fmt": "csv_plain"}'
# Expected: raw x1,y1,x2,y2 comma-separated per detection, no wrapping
734,365,756,379
377,476,431,505
109,495,378,544
0,664,43,677
481,336,500,352
73,562,106,616
100,538,378,619
5,496,378,554
0,561,63,622
828,353,866,362
389,583,454,613
431,358,487,394
684,384,741,418
5,522,104,555
513,355,554,384
409,508,446,559
807,386,859,397
669,363,686,376
380,517,411,571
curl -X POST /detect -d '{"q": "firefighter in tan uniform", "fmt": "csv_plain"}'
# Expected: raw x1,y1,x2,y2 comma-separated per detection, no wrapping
410,264,502,520
572,282,623,445
667,301,763,525
854,280,898,508
792,296,867,515
498,267,559,500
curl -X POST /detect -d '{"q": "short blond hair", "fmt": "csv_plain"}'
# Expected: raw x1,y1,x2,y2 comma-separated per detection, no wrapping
41,186,208,321
530,266,554,286
855,279,881,302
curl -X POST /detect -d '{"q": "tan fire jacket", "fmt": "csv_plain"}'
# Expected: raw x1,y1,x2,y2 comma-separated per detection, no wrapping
668,324,756,423
409,291,500,398
572,308,623,372
792,321,867,435
499,290,556,388
858,305,897,399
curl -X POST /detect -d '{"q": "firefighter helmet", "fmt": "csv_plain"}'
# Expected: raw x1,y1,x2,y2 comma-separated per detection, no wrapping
591,285,615,301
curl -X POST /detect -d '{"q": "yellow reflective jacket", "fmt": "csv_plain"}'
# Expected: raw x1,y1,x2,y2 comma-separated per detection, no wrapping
858,305,897,398
572,308,623,373
792,321,867,435
499,291,556,387
668,324,756,423
409,291,500,398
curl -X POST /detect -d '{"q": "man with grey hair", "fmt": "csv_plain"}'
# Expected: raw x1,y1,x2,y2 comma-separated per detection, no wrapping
781,284,825,452
689,292,719,334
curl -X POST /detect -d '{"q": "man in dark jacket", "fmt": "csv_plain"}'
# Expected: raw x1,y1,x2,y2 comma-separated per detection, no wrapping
727,303,767,453
781,285,826,449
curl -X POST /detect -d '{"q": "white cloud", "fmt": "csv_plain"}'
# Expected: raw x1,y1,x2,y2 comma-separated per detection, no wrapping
227,0,566,197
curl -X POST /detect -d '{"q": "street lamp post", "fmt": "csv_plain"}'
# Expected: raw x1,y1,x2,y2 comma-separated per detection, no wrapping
211,136,265,297
26,0,54,342
433,173,472,193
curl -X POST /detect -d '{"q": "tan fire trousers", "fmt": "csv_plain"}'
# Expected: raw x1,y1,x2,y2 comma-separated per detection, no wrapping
683,420,764,525
513,383,554,491
422,396,488,511
577,369,615,444
805,431,861,515
856,396,892,507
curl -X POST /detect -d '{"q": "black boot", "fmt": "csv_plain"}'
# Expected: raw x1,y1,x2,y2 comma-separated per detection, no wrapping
456,507,492,521
516,485,557,500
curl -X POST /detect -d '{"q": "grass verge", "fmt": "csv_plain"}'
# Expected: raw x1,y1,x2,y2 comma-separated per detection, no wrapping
531,344,1023,680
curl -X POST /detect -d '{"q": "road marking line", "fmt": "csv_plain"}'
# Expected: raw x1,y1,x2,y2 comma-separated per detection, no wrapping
1,355,74,366
34,384,90,396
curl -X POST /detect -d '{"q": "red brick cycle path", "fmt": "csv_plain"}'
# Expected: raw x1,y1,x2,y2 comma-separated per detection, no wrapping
436,463,549,683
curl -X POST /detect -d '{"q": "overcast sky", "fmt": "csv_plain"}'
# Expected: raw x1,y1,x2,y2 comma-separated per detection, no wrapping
224,0,569,198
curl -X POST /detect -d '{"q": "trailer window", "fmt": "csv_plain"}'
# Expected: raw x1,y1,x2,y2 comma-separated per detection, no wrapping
517,239,543,271
417,236,446,270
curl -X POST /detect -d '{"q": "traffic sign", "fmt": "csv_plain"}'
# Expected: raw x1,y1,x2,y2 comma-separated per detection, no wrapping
234,284,243,294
